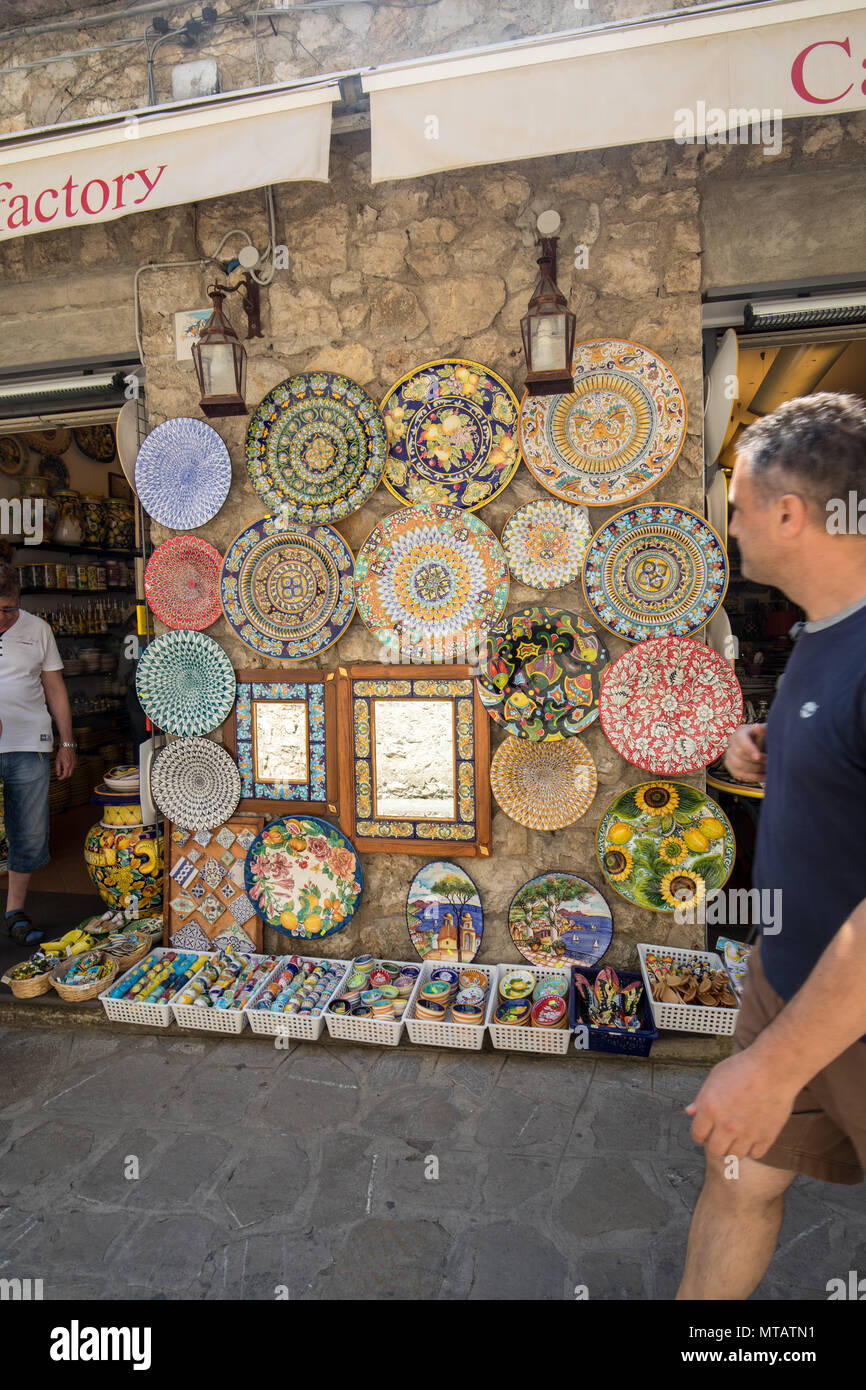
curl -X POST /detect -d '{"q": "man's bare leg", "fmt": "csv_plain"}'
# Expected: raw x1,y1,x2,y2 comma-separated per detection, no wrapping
676,1152,797,1299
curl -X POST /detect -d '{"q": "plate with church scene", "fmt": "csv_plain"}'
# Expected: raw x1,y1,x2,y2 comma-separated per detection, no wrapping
406,859,483,964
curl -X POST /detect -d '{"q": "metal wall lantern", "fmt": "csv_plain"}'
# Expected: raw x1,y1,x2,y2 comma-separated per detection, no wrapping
192,283,248,418
521,211,576,397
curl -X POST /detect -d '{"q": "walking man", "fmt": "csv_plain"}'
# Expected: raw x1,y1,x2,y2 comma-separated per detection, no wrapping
678,392,866,1299
0,560,76,943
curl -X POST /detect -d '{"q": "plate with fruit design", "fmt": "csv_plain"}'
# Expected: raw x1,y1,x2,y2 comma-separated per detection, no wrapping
244,815,363,938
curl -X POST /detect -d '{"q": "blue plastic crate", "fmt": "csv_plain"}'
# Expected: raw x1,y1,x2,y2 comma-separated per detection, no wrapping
572,967,659,1058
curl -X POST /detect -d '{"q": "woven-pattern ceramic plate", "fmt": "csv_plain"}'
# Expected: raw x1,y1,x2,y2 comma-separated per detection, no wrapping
135,417,231,530
478,606,609,741
519,338,686,506
244,815,363,938
490,735,597,830
501,498,592,589
220,515,355,660
599,636,743,774
151,738,241,830
582,504,728,642
144,535,223,631
508,873,613,969
354,502,508,651
135,630,236,737
381,358,520,511
406,860,483,963
245,372,387,523
596,780,735,913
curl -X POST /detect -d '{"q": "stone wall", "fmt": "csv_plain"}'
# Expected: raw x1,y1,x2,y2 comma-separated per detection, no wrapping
123,130,705,964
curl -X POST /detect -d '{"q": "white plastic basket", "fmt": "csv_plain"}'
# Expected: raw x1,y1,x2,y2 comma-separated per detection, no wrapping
170,953,280,1034
637,944,740,1036
245,957,352,1041
404,962,498,1051
487,964,574,1055
324,957,424,1047
99,948,212,1028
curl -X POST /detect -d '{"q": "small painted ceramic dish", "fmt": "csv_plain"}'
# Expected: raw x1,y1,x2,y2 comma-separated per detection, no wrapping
501,497,592,590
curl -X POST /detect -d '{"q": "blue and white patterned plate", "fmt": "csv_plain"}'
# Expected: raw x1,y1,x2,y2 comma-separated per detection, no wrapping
582,504,728,642
220,514,355,659
135,417,232,530
135,630,236,737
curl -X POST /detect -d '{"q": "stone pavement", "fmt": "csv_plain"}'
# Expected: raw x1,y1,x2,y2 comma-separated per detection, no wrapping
0,1027,863,1300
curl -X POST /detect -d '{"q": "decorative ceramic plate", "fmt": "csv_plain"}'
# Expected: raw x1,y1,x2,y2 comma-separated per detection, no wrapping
706,468,728,550
38,456,69,490
380,358,520,511
596,780,735,913
599,636,743,774
489,735,597,830
703,328,738,466
501,498,592,589
0,436,26,476
582,504,728,642
519,338,686,506
705,607,735,667
135,630,236,737
116,400,140,494
135,417,231,530
22,428,71,456
406,860,483,963
245,372,388,523
73,424,116,462
509,873,613,969
144,535,223,630
220,515,355,660
244,814,364,938
478,606,609,741
151,737,241,830
354,502,509,653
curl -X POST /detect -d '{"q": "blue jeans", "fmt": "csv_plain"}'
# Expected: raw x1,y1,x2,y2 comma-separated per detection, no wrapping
0,751,51,874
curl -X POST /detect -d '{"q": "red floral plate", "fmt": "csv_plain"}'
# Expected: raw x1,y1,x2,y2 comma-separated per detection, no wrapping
144,535,223,630
599,635,742,775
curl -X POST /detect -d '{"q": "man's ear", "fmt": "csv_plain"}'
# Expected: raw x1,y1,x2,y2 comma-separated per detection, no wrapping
777,491,811,537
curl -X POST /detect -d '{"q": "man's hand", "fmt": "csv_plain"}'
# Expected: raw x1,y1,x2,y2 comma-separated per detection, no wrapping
686,1049,798,1161
55,746,77,780
724,723,767,783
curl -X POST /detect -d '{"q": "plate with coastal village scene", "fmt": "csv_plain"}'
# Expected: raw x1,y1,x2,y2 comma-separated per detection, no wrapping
508,872,613,969
406,860,483,963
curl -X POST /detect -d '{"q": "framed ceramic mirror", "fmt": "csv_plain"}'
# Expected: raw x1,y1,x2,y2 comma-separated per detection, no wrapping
336,663,491,857
223,668,339,816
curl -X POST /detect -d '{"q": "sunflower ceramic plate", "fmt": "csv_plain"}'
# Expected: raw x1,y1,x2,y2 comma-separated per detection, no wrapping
582,504,728,642
353,501,509,656
509,872,613,969
501,497,592,589
490,735,597,830
244,815,363,938
519,338,686,506
596,780,735,913
245,372,388,524
381,358,520,511
220,515,355,660
135,417,231,530
135,630,236,738
599,636,743,774
144,535,223,631
478,606,609,741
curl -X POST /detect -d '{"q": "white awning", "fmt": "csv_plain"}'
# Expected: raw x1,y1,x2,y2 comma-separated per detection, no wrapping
363,0,866,181
0,83,340,240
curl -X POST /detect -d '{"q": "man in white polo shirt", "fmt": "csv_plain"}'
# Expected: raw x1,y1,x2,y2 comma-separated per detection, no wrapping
0,560,76,944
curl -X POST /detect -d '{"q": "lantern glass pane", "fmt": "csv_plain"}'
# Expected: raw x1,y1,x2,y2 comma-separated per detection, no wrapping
529,314,567,372
199,342,238,397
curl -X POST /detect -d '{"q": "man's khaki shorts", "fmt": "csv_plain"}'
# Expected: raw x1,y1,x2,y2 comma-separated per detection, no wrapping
733,943,866,1184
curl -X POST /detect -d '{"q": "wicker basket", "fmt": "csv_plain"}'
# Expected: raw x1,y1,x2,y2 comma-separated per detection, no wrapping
102,933,151,973
50,952,117,1002
7,968,55,998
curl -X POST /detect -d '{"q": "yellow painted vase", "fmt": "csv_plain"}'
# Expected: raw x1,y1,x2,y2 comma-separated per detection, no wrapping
84,820,164,913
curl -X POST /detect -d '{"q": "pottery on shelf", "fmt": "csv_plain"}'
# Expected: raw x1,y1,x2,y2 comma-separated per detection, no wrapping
80,494,107,548
51,490,84,546
18,476,58,539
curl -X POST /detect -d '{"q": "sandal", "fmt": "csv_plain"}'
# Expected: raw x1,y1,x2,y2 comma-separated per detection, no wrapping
4,911,44,946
